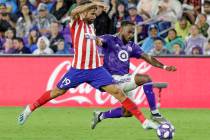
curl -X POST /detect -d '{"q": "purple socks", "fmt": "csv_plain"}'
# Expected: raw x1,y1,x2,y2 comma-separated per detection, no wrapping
143,82,157,111
102,107,123,119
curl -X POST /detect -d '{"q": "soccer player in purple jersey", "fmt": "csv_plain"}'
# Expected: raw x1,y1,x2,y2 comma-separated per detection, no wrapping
91,21,177,129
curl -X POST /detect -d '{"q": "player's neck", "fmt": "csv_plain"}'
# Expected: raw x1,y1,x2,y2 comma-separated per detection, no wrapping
118,34,128,45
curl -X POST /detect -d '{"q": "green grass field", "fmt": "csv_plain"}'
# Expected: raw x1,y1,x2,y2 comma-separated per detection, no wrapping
0,107,209,140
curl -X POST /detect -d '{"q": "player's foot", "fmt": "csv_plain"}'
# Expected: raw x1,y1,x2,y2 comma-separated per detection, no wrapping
18,105,32,125
151,113,168,124
142,119,158,130
91,111,102,129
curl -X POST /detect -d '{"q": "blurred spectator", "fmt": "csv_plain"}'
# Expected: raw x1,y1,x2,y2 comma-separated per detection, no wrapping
48,21,64,52
16,0,36,16
182,0,201,24
4,27,16,40
26,26,40,52
0,3,17,32
148,37,169,56
16,4,34,38
165,29,185,53
94,1,112,36
2,38,15,54
171,43,185,55
141,24,163,53
55,39,70,54
126,3,143,24
128,0,138,5
13,37,31,54
110,2,127,33
175,16,191,39
28,0,41,7
33,3,57,35
156,0,182,23
195,13,209,38
40,0,54,11
108,0,117,19
50,0,68,21
0,0,18,14
126,3,146,40
185,25,207,55
204,39,210,55
191,45,203,55
68,0,80,15
33,36,53,55
137,0,159,20
204,0,210,14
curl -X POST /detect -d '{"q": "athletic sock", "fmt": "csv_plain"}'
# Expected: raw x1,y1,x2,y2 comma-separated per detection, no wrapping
29,90,52,111
101,107,123,120
121,97,146,124
143,82,158,111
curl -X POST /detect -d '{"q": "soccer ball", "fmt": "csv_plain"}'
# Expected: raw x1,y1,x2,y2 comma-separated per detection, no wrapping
156,123,175,140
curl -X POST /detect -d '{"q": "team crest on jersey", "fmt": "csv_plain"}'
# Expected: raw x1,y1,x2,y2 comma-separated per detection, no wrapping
118,50,129,62
85,33,96,40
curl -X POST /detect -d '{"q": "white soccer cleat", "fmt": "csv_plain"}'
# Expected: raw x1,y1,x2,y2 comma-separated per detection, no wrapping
18,105,32,125
142,119,159,130
91,111,102,129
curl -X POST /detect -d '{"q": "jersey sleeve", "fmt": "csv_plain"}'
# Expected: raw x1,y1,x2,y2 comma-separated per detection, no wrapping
100,35,111,48
130,42,144,58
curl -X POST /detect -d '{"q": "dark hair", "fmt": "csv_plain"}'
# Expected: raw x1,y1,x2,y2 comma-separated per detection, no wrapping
121,20,135,27
14,37,24,43
169,29,177,35
6,27,16,38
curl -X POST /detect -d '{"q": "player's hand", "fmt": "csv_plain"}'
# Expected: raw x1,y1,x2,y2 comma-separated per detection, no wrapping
164,66,177,72
96,37,103,46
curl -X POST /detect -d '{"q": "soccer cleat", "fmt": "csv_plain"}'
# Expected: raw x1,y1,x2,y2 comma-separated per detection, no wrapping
18,105,32,125
91,111,102,129
142,119,158,130
151,113,168,124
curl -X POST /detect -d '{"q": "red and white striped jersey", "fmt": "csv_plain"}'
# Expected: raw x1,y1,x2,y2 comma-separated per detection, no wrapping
70,19,101,69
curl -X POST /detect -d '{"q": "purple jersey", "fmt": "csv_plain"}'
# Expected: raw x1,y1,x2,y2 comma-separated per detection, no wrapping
101,34,144,75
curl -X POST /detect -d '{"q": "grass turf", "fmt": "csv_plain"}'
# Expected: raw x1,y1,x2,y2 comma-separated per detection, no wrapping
0,107,209,140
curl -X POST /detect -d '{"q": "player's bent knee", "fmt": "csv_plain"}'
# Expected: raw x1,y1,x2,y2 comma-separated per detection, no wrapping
51,87,67,97
102,85,126,102
135,74,152,85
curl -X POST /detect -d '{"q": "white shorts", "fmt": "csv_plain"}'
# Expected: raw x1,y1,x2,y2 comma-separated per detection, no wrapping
112,74,138,100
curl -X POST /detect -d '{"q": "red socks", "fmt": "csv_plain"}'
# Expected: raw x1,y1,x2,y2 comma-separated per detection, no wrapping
29,90,52,111
122,97,146,123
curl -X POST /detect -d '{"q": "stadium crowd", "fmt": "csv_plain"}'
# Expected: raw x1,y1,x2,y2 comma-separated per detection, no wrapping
0,0,210,56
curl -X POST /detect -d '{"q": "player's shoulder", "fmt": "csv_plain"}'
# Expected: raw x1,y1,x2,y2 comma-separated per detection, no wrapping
101,34,117,39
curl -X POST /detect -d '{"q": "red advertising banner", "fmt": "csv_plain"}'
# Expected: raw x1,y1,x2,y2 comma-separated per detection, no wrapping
0,57,209,108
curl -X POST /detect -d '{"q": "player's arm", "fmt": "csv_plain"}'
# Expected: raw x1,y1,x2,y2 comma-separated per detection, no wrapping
140,53,177,71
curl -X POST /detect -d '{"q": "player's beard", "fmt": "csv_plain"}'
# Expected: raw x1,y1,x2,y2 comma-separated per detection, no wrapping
84,18,94,24
122,35,129,44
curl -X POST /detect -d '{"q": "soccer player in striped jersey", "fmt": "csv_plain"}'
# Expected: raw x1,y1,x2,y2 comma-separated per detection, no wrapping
91,21,176,129
18,0,157,130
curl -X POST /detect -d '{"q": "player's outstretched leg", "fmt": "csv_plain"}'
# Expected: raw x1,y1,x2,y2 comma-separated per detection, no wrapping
143,82,168,124
101,84,158,130
91,107,158,130
135,74,168,124
18,88,66,125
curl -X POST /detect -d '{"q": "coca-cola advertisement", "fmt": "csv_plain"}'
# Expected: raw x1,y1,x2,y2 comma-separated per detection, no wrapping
0,57,209,108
